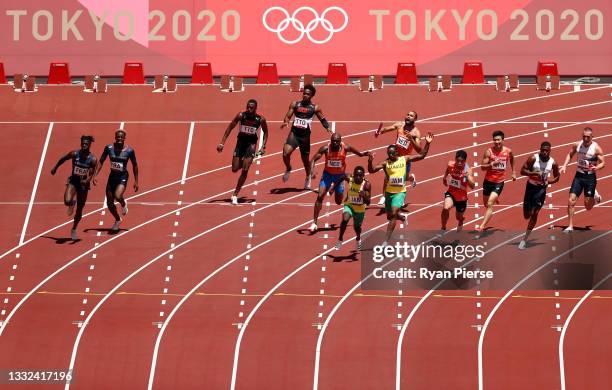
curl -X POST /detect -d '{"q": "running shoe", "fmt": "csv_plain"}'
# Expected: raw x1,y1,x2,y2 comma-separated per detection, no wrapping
563,226,573,233
121,201,128,216
231,195,238,205
111,220,121,232
304,176,312,190
309,222,318,232
437,229,447,237
335,240,342,250
518,240,527,250
399,212,408,225
71,229,78,241
378,196,386,206
409,173,417,188
282,170,291,183
356,239,363,251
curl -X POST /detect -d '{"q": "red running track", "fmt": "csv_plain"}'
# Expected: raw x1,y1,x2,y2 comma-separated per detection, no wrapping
0,84,610,389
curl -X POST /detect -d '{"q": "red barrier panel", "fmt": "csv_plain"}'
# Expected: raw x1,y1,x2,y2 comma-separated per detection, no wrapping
48,62,71,84
256,62,280,84
122,62,145,84
537,61,559,76
395,63,417,84
326,63,348,84
0,63,5,84
462,61,484,84
192,62,213,84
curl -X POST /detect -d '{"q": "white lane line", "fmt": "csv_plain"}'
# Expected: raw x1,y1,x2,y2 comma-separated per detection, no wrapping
181,122,195,185
19,122,53,245
559,273,612,390
1,91,607,260
478,226,612,390
396,195,611,390
119,122,125,130
65,189,314,390
10,118,606,338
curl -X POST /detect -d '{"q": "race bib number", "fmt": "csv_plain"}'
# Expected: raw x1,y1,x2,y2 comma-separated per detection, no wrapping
293,117,311,129
389,176,404,186
578,158,590,169
239,125,258,135
492,160,506,170
327,160,342,168
448,178,462,188
396,136,409,149
110,161,124,171
348,195,363,205
73,166,89,176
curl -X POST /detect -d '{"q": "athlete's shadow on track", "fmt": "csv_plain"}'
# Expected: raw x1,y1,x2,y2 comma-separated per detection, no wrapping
553,225,593,231
209,197,255,204
41,236,82,244
83,228,128,235
329,252,359,262
270,187,310,195
296,224,338,236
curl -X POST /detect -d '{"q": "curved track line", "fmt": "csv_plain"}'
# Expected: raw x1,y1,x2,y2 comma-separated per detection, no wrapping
559,273,612,390
64,188,317,390
1,87,607,260
396,192,612,390
6,108,607,340
478,224,612,390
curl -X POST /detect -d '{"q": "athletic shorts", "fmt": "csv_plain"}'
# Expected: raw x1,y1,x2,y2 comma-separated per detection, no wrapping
569,171,597,198
343,205,365,229
523,182,547,214
483,179,505,197
67,175,90,192
106,172,129,193
444,191,467,213
385,191,406,211
319,171,346,194
233,138,257,159
285,129,311,155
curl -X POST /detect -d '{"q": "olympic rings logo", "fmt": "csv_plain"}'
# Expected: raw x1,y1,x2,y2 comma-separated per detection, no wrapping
262,6,349,44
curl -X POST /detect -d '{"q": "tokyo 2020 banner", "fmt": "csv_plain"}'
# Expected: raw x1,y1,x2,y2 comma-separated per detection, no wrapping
0,0,609,76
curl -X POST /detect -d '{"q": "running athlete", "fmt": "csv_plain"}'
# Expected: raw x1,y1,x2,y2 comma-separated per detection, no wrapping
478,130,516,232
374,110,420,205
308,133,371,232
93,130,139,232
518,141,560,249
50,135,97,240
560,127,605,232
217,99,269,205
335,166,371,251
368,133,434,245
440,150,475,235
280,84,333,189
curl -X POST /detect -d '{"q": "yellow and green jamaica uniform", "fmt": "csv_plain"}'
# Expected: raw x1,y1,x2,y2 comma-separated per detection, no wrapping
384,156,408,211
343,176,368,229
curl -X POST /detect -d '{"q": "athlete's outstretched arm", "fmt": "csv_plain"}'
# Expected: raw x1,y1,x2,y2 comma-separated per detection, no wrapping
280,102,296,129
407,133,434,162
346,144,371,158
367,154,385,173
560,143,578,173
129,149,139,192
218,112,241,152
309,146,328,177
377,122,401,136
258,117,269,155
315,105,332,134
50,151,75,175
